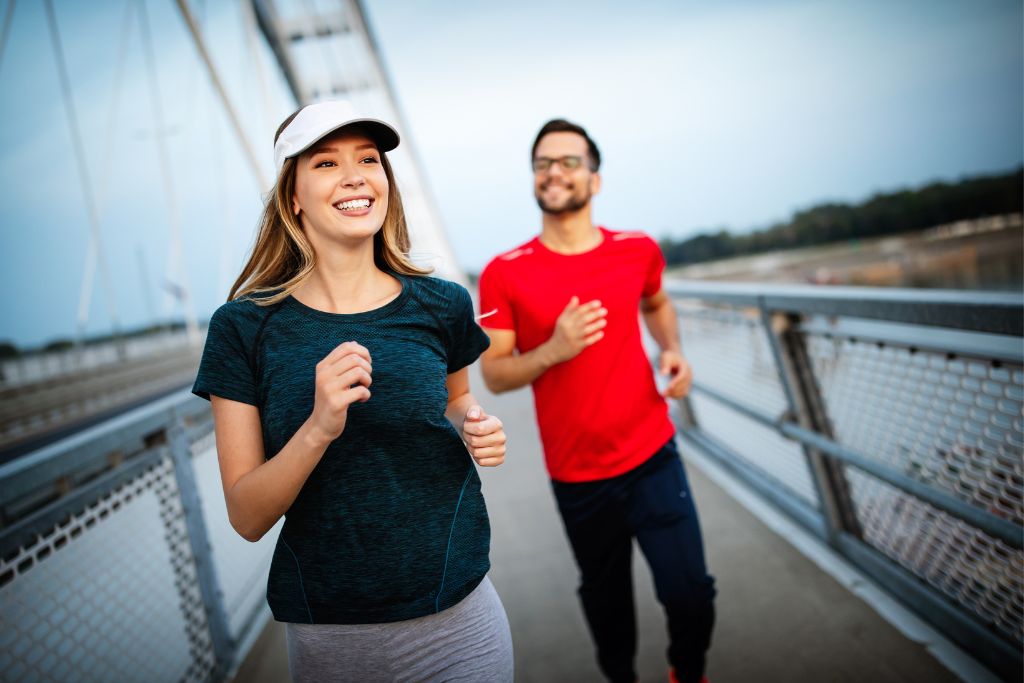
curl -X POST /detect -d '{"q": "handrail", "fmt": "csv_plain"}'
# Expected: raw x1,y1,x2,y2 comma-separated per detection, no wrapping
690,380,1023,548
668,279,1024,680
663,281,1023,336
0,389,207,522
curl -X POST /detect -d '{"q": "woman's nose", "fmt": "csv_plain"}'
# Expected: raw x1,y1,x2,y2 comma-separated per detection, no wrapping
339,165,366,188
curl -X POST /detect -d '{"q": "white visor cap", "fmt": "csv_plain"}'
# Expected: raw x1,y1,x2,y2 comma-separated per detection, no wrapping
273,100,400,172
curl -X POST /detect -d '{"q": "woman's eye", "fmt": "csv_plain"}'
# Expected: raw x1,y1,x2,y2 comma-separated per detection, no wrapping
360,156,379,164
315,160,336,168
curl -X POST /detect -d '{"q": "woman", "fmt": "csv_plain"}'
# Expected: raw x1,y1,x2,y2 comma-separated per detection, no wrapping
192,100,513,682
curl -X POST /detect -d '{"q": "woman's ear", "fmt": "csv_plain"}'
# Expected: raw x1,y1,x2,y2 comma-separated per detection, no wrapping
292,194,300,216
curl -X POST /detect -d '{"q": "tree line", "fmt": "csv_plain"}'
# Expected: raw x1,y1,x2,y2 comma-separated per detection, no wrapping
658,167,1023,267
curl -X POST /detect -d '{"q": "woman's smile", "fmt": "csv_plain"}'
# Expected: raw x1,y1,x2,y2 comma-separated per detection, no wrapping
333,195,375,217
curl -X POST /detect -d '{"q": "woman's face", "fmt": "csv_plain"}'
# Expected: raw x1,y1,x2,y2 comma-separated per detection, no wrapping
292,130,389,245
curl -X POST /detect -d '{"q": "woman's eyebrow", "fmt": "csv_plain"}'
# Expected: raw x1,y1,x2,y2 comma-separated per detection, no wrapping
310,143,378,156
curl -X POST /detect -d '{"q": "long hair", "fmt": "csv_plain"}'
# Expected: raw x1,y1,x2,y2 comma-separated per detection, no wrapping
228,111,431,304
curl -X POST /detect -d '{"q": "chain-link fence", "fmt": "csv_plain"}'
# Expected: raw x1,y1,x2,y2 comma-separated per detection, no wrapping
668,281,1023,682
0,391,275,683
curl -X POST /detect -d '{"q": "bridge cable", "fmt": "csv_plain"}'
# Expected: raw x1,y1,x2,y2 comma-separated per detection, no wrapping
0,0,15,76
77,0,136,341
174,0,269,191
241,0,279,135
136,0,200,346
42,0,122,343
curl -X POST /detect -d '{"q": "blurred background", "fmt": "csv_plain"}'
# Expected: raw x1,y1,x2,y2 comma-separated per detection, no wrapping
0,1,1021,682
0,0,1020,353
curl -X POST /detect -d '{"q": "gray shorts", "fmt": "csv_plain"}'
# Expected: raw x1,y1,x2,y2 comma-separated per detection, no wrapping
285,576,513,682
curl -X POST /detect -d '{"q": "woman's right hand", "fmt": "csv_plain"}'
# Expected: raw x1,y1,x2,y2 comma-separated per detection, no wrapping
308,341,373,443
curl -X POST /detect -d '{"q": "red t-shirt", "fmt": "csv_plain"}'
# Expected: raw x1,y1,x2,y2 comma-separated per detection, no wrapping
478,227,675,482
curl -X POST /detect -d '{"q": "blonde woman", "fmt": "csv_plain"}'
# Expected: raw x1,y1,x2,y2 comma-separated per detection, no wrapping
192,101,513,682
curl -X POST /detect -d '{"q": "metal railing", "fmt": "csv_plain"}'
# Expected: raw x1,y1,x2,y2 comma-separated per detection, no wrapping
1,282,1021,681
0,390,276,683
667,280,1023,682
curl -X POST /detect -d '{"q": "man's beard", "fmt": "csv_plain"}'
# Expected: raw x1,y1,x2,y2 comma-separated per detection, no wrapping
535,185,591,215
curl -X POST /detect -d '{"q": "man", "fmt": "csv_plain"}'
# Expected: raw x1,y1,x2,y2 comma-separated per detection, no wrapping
478,119,715,683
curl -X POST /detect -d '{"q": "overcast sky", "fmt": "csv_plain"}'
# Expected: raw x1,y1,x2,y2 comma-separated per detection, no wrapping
0,0,1021,349
363,0,1022,258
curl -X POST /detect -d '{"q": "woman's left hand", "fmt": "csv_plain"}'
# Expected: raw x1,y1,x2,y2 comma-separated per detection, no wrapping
462,405,506,467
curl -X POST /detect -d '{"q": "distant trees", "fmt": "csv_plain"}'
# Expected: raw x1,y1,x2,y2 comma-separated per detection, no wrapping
659,167,1023,266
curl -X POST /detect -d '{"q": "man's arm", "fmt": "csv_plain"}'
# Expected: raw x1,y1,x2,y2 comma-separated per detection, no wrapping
480,296,607,394
641,289,693,398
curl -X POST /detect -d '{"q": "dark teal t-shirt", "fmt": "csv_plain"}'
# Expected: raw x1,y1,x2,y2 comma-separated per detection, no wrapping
192,274,492,624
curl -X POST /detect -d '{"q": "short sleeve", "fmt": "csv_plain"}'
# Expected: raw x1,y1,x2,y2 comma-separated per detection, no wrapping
192,304,259,405
477,261,515,330
446,284,491,374
642,237,666,298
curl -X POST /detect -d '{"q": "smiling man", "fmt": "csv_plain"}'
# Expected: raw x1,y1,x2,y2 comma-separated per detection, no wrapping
478,119,716,683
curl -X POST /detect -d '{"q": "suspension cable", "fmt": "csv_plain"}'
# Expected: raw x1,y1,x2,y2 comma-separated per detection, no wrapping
0,0,15,75
78,0,136,338
174,0,269,191
137,0,199,345
43,0,121,340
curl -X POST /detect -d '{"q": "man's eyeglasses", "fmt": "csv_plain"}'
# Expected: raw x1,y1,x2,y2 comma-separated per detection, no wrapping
532,155,586,173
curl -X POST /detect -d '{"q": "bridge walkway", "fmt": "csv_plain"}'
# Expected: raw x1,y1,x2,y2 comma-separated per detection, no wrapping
232,365,972,683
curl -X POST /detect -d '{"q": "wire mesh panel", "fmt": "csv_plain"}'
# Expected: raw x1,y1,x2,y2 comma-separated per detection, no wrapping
806,329,1024,645
189,429,279,644
849,470,1023,643
808,336,1023,525
0,455,216,683
679,303,820,507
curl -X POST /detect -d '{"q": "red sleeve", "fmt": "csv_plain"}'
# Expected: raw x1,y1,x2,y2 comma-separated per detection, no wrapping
642,236,666,298
478,259,516,330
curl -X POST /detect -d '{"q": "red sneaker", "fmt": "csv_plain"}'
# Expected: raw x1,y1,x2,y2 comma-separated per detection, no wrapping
668,671,709,683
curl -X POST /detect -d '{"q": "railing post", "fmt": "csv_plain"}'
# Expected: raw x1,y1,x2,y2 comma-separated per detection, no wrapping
757,301,861,544
676,394,699,430
168,411,234,680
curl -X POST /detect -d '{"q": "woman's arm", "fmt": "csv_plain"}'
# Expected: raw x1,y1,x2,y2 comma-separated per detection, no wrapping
445,367,506,467
212,341,373,542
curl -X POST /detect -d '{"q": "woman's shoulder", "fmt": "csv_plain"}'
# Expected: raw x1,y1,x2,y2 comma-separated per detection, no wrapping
209,290,284,335
405,274,472,305
403,275,476,330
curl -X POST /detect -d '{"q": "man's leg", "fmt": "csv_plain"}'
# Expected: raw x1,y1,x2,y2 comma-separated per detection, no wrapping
629,441,716,683
553,477,638,683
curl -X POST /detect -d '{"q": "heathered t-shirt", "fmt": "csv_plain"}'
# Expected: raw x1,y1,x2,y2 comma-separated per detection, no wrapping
192,274,492,624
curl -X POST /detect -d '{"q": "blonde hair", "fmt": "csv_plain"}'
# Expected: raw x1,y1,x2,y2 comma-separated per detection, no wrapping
228,111,431,304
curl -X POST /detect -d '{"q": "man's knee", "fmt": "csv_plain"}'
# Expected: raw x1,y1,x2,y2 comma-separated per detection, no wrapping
658,574,716,612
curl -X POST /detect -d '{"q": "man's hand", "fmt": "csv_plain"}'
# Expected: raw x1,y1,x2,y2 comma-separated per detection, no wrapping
462,405,507,467
658,350,693,399
545,296,607,364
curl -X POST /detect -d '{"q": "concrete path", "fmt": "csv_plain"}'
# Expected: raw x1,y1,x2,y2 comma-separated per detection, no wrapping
231,366,967,683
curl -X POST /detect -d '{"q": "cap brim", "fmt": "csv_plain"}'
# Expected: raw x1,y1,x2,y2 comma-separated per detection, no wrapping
295,118,400,157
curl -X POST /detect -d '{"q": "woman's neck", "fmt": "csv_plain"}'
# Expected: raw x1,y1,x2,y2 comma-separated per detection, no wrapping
293,239,401,314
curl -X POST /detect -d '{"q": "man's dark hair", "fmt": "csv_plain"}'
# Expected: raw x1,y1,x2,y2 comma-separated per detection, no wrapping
531,119,601,171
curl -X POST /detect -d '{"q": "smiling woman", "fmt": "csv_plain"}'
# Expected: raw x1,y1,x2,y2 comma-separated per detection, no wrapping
229,102,427,307
190,100,514,682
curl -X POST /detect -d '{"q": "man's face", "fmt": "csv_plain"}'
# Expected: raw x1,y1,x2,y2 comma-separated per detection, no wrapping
533,132,600,215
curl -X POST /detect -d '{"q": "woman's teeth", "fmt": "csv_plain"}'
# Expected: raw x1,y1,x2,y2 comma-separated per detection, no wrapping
335,199,371,211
